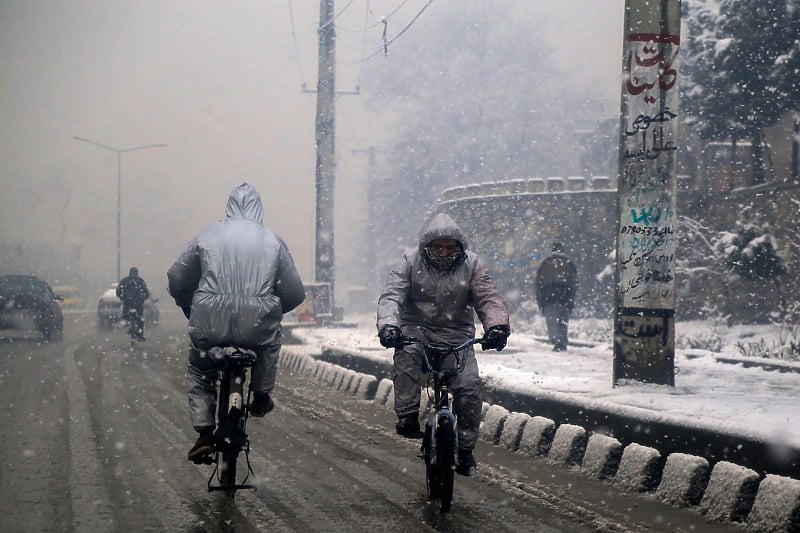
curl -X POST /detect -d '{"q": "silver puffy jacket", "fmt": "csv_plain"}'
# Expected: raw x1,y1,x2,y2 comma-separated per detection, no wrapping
377,213,510,341
167,182,305,349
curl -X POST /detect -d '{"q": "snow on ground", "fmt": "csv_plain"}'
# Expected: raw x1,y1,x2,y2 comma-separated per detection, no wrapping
293,314,800,450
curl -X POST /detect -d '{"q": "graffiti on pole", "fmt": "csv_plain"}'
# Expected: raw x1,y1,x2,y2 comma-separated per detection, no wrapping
614,0,681,386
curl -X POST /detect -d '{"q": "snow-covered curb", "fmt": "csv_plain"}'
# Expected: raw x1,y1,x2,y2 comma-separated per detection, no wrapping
279,347,800,531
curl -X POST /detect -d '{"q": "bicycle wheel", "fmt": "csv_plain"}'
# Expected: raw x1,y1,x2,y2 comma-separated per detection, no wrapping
423,423,440,499
435,416,456,513
217,370,241,497
220,449,238,497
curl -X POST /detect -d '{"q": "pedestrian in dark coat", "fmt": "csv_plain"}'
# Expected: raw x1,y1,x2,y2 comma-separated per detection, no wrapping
116,266,150,341
535,242,578,351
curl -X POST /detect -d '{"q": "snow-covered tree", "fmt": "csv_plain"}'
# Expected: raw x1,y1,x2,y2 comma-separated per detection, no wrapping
711,213,787,322
682,0,799,184
362,2,597,249
714,216,786,282
772,0,800,104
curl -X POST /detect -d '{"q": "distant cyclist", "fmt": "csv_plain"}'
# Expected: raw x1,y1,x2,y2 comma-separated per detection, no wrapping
167,182,305,462
377,213,511,476
116,266,150,341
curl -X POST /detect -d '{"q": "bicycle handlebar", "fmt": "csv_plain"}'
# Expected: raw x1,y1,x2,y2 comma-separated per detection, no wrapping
400,336,484,377
208,346,258,367
401,336,485,352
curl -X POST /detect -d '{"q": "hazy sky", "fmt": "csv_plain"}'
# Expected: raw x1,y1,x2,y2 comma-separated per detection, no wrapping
0,1,623,301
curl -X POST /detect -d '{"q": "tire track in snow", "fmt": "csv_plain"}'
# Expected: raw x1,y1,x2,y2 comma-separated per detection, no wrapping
65,341,115,531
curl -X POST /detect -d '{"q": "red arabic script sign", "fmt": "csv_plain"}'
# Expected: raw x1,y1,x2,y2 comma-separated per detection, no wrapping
625,33,679,104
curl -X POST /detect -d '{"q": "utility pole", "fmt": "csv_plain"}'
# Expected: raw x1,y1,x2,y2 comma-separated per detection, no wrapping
793,119,799,182
613,0,681,386
315,0,337,304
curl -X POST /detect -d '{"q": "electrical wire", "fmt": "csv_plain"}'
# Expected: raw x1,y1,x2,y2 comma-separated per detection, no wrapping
340,0,434,65
320,0,358,31
335,0,412,33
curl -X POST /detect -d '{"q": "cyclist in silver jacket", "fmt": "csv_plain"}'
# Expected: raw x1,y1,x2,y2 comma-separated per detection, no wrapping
377,213,511,476
168,182,305,462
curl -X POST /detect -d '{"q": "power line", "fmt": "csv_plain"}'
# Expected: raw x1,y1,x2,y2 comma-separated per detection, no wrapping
334,0,412,33
318,0,359,34
339,0,434,65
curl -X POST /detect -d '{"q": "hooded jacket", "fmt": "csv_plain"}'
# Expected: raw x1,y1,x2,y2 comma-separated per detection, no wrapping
377,213,510,341
167,182,305,349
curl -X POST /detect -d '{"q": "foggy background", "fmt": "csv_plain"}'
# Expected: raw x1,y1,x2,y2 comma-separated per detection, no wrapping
0,1,623,307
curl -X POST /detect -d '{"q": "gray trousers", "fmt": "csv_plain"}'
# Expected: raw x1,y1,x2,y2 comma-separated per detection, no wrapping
542,302,570,348
393,343,483,451
187,343,281,431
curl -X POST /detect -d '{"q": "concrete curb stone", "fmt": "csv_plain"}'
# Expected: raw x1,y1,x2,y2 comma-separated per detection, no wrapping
324,365,339,386
656,453,710,507
354,374,378,400
615,443,661,493
481,404,510,444
338,369,356,392
517,416,556,458
548,423,587,467
699,460,760,523
499,412,531,451
374,378,393,407
746,474,800,532
350,373,367,396
581,433,622,480
332,369,348,391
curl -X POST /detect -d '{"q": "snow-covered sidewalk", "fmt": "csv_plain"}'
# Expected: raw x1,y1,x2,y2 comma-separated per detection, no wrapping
291,316,800,450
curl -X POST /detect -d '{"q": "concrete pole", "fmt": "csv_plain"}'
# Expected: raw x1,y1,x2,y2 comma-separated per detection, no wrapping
792,119,799,181
613,0,681,386
315,0,336,304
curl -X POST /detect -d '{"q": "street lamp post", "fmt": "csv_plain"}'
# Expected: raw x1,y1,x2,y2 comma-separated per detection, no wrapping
73,136,167,281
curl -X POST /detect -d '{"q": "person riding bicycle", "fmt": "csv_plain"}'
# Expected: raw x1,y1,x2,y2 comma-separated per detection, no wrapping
377,213,511,477
167,182,305,462
116,266,150,341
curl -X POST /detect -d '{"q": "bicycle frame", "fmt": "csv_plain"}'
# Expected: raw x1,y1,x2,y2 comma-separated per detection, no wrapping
403,336,482,512
123,307,143,345
205,346,258,497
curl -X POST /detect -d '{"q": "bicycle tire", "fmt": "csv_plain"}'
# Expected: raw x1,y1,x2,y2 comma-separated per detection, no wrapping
217,369,241,497
220,450,238,497
423,423,440,499
436,415,456,513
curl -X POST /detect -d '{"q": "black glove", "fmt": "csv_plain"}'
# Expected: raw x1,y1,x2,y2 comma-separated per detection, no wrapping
379,325,404,349
482,325,510,351
181,306,192,320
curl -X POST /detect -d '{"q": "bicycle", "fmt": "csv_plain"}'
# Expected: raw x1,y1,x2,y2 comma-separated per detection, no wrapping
122,307,144,346
193,345,259,497
401,335,485,513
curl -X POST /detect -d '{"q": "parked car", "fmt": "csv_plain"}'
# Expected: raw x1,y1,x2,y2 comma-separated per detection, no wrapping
0,274,63,341
53,285,84,310
97,283,159,329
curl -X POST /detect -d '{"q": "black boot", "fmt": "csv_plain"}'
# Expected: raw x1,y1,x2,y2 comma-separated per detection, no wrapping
249,392,275,417
187,427,215,462
456,449,477,477
396,414,424,439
